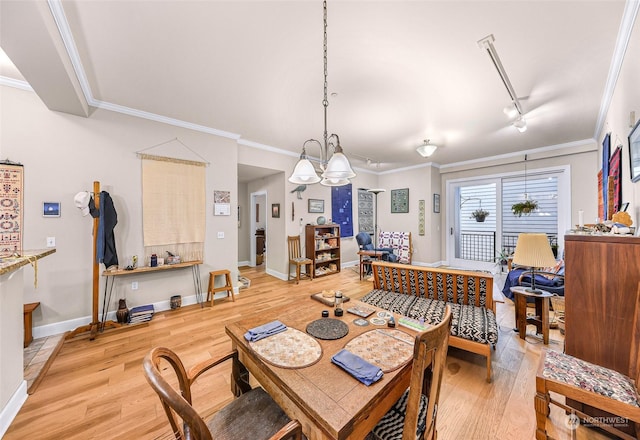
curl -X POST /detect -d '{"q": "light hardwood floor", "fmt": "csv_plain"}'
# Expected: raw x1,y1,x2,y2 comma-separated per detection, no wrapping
6,265,612,440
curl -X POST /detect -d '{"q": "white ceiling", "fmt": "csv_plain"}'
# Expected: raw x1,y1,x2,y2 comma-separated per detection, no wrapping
1,1,636,173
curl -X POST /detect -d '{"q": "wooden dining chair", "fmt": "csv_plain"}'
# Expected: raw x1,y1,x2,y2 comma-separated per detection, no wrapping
143,346,304,440
287,235,312,284
369,307,452,440
534,283,640,440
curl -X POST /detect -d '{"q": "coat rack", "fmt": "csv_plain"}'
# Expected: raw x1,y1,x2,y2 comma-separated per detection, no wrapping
66,181,120,340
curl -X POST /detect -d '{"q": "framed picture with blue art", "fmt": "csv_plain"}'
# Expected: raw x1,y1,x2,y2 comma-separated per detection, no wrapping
43,202,61,217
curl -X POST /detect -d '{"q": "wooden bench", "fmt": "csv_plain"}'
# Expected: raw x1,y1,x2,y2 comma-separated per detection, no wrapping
23,302,40,347
361,262,497,382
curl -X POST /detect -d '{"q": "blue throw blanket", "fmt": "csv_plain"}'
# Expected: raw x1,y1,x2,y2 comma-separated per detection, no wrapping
501,269,563,300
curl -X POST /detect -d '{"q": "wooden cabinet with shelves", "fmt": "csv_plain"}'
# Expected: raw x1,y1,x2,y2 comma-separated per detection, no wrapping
305,224,341,278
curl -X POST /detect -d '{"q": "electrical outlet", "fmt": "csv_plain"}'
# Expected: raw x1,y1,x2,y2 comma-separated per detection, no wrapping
46,237,55,247
131,281,138,290
217,231,224,239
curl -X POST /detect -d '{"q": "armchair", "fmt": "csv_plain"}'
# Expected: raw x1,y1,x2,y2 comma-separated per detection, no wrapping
502,262,564,300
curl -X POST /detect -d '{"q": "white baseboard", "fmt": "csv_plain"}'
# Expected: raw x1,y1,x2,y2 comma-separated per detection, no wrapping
0,380,27,438
266,268,287,281
32,291,238,340
237,260,250,267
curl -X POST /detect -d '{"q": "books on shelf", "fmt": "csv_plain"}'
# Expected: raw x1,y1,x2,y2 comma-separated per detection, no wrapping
128,304,154,323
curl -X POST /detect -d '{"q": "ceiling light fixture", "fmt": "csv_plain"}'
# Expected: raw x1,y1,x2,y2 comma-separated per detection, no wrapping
416,139,438,157
478,34,527,133
288,1,356,187
513,115,527,133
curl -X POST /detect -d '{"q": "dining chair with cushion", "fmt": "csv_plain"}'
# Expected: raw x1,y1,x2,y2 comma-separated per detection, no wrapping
287,235,312,284
534,283,640,440
369,306,452,440
143,346,304,440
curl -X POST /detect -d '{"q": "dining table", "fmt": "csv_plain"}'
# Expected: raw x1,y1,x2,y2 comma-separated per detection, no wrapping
225,296,422,440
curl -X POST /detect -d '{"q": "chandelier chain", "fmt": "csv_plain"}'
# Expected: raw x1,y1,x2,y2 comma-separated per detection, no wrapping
322,1,329,149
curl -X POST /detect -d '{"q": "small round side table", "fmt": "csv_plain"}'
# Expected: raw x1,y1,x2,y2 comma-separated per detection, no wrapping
510,286,553,344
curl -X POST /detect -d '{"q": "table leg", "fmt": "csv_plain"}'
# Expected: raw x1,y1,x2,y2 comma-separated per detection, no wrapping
534,297,544,335
515,293,527,340
541,298,549,344
231,354,252,397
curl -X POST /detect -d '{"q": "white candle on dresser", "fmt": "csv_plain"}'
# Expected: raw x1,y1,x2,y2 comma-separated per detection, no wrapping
578,210,584,227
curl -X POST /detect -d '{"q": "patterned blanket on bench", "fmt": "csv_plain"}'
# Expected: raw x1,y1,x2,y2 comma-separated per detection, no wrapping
361,289,498,345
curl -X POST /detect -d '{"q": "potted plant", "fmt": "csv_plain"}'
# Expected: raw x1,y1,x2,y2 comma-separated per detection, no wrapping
511,199,538,217
495,249,511,269
471,209,490,222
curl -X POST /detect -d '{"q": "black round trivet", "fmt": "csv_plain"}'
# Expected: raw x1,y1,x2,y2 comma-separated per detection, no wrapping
306,318,349,340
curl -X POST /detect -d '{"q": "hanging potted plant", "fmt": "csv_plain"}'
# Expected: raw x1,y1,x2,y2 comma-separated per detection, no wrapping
471,208,490,222
511,199,538,217
511,154,539,217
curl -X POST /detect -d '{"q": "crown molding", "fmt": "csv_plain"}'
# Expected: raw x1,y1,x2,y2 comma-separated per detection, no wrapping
439,138,596,172
594,0,639,140
0,77,32,91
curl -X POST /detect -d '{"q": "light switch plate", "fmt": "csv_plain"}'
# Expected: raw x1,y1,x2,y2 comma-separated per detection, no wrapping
217,232,224,239
46,237,56,247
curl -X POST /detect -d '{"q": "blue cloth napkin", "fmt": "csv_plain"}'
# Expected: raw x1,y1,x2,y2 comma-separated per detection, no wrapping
331,349,383,386
244,320,287,342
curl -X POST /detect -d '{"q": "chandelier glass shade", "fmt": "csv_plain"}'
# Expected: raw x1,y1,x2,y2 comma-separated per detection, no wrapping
288,1,356,187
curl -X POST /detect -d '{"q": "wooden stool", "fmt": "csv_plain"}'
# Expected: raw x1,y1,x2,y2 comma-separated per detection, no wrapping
207,270,235,306
23,302,40,348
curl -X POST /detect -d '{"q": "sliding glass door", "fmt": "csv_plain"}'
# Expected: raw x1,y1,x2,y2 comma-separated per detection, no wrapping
446,168,568,271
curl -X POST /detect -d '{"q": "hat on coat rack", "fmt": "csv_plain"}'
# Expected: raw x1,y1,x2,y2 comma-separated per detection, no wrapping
74,191,99,218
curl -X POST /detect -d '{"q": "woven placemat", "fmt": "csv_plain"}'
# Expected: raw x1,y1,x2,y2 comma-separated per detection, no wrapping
249,328,322,369
343,329,414,372
306,318,349,340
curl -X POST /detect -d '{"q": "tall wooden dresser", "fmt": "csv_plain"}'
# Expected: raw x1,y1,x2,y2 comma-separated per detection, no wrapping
564,233,640,432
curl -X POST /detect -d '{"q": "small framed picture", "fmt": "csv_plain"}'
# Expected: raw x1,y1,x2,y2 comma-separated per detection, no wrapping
43,202,61,217
272,203,280,218
391,188,409,213
308,199,324,213
433,194,440,213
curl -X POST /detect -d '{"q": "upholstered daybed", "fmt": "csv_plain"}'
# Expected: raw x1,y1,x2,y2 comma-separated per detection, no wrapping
360,261,498,382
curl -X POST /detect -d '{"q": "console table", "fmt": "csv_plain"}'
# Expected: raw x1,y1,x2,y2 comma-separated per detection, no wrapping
102,260,204,305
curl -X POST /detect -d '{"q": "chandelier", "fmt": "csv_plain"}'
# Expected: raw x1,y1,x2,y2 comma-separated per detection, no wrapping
288,1,356,187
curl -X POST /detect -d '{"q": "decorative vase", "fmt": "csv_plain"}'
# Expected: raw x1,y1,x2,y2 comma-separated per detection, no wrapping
170,295,182,310
116,298,129,324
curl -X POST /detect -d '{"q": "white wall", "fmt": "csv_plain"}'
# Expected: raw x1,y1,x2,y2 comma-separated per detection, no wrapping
2,86,238,329
375,164,441,265
599,13,640,222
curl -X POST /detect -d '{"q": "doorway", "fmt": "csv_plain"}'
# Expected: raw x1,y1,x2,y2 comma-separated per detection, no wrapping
250,192,267,267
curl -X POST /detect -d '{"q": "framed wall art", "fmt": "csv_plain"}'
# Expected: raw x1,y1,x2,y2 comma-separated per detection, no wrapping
308,199,324,213
271,203,280,218
390,188,409,213
43,202,61,217
418,200,425,235
433,193,440,213
629,119,640,183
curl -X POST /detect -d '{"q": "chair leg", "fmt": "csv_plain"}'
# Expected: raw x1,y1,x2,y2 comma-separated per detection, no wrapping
295,264,301,284
534,388,550,440
288,264,292,282
486,353,492,383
